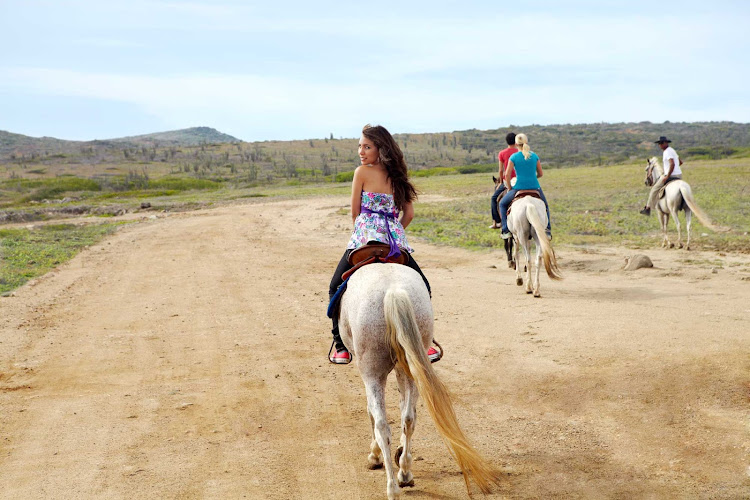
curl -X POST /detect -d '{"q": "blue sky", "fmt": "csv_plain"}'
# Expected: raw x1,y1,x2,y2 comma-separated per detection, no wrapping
1,0,749,142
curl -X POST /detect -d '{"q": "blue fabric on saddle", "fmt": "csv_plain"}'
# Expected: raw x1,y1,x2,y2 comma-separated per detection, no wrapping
327,277,350,319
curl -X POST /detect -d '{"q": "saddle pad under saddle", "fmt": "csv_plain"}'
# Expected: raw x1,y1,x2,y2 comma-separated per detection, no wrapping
506,190,541,215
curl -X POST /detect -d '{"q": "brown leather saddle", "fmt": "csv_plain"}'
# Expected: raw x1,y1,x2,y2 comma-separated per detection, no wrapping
506,189,541,215
342,243,409,281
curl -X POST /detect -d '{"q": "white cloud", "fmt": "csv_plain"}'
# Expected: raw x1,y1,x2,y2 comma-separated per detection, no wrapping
1,0,748,140
3,64,746,141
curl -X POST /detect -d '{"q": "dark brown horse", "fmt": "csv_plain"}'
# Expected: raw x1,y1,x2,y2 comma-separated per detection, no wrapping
492,176,515,268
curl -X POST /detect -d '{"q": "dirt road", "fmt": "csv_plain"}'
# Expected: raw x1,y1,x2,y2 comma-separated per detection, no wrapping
1,197,748,499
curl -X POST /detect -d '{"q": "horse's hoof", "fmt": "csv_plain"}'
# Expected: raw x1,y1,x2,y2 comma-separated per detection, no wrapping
516,278,523,286
669,243,675,248
526,289,533,294
394,446,403,465
398,478,415,488
397,467,414,487
534,292,541,298
368,453,384,470
509,261,516,269
678,243,683,249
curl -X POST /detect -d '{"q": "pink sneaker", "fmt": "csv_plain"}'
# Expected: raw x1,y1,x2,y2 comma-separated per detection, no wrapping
330,349,352,365
427,346,441,363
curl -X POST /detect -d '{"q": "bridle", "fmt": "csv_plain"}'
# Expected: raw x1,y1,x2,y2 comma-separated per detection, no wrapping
644,160,655,187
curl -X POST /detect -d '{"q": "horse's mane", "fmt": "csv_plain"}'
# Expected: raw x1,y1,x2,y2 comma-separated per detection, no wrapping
649,156,663,175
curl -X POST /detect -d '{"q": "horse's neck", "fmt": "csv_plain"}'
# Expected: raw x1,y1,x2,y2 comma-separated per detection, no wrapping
652,159,664,177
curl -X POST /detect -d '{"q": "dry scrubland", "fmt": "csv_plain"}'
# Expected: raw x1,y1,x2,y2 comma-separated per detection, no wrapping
3,155,749,295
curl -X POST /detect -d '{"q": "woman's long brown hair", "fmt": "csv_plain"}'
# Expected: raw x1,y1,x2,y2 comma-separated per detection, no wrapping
362,124,417,211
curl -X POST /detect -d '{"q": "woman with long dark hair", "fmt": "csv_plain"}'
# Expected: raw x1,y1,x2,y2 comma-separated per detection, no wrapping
328,124,437,364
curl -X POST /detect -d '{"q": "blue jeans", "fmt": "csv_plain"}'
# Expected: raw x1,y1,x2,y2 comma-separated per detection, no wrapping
499,188,551,233
490,185,507,224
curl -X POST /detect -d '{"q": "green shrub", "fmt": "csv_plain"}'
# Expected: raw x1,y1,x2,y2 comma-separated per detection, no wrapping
335,171,355,182
149,177,220,191
455,163,496,174
412,167,458,177
14,177,101,202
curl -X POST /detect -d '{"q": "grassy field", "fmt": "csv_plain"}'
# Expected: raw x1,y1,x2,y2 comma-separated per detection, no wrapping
0,222,122,295
409,157,750,252
1,157,748,294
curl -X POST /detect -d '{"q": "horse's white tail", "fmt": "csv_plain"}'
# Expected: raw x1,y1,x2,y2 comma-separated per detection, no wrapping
525,204,562,280
679,184,725,232
383,288,502,495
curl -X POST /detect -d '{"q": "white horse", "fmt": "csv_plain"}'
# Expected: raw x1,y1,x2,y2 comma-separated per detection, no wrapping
645,157,720,250
338,263,502,499
507,196,562,297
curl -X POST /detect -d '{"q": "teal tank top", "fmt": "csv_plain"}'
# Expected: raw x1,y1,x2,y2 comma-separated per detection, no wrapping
510,151,541,190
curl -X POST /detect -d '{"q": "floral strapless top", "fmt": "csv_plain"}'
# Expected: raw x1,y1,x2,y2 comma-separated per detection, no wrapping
346,191,414,253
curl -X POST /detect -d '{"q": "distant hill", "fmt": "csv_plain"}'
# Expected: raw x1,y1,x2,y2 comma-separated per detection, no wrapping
0,130,85,156
109,127,240,146
447,121,750,167
0,127,239,157
2,122,749,179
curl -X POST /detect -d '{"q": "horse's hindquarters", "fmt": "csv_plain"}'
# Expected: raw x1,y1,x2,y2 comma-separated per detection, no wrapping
339,264,433,360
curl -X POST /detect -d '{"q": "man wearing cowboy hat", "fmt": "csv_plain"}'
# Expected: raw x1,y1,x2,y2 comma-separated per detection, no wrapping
640,136,684,216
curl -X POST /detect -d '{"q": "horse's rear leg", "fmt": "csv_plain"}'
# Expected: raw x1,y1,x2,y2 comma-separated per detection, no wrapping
671,208,683,248
365,378,400,499
523,240,533,294
513,236,523,286
367,410,383,469
533,241,542,297
395,368,417,488
684,210,692,250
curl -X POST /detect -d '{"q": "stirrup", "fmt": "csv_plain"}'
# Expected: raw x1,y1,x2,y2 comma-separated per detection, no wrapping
429,339,443,363
327,340,352,364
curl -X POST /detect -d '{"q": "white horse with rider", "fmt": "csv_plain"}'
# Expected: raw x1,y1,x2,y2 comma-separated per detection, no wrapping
498,133,561,296
507,194,562,296
643,156,720,249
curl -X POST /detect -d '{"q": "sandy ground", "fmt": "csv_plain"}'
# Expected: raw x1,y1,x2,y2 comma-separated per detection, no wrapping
1,196,749,499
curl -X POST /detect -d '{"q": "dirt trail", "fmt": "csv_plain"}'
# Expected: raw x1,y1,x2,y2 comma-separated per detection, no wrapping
1,197,749,499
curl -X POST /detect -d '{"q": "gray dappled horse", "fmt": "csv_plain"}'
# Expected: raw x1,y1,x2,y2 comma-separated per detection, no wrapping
644,157,720,250
507,196,562,297
338,263,502,499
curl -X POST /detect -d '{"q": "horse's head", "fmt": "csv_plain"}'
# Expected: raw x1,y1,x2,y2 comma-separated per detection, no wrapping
644,157,660,187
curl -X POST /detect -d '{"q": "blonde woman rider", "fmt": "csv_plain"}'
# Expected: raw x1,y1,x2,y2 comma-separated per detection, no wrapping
498,133,552,239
